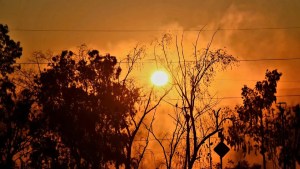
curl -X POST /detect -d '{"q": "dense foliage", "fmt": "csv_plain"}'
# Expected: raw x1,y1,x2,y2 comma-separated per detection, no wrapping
0,24,35,168
35,50,139,168
227,70,300,169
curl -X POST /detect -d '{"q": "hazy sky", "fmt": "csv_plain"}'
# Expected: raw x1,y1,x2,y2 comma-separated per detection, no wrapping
1,0,300,105
1,1,300,167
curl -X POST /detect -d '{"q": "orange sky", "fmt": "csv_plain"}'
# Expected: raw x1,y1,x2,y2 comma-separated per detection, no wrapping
2,0,299,105
1,1,300,167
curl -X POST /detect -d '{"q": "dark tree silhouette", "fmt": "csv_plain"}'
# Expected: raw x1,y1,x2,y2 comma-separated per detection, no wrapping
287,105,300,168
0,24,22,76
0,24,35,168
272,104,300,169
289,105,300,167
28,132,70,169
152,31,237,169
227,69,282,169
146,108,186,169
36,50,139,168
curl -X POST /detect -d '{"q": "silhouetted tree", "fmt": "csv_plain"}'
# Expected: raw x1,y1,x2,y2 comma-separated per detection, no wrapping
272,104,300,169
18,43,167,169
0,24,22,76
227,69,282,169
146,106,186,169
0,24,35,168
286,104,300,168
36,50,139,168
154,31,237,169
115,45,171,169
28,133,70,169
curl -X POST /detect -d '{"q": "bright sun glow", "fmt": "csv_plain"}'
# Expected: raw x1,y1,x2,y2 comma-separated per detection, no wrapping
151,70,169,86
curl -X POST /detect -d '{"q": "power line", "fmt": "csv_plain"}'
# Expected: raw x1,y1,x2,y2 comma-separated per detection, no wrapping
13,57,300,65
239,58,300,61
11,77,300,100
215,79,300,83
142,95,300,104
277,94,300,98
219,26,300,31
162,95,300,101
133,136,219,142
10,26,300,32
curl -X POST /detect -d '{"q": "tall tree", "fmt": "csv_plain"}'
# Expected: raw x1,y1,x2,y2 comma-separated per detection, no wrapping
227,69,282,169
154,31,237,169
273,104,300,169
114,45,171,169
22,44,168,169
0,24,34,168
36,49,139,168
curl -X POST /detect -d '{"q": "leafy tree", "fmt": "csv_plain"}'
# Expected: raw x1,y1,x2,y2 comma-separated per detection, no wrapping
27,131,70,169
36,49,140,168
0,24,22,76
287,104,300,168
0,24,34,168
227,69,282,169
272,104,300,169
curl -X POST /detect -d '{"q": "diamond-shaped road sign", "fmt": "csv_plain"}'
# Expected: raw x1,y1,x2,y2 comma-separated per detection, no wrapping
214,142,230,158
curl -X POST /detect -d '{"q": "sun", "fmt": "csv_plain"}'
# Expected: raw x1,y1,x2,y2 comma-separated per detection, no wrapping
151,70,169,86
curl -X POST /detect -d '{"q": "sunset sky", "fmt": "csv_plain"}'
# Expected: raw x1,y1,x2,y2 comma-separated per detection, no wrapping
1,1,300,168
1,1,299,106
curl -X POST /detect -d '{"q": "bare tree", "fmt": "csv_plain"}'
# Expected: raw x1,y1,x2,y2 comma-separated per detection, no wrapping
146,104,186,169
122,87,170,169
153,30,237,169
118,45,172,169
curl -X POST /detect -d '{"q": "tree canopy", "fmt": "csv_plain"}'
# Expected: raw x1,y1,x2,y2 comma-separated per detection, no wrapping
36,50,139,168
225,69,300,169
0,24,35,168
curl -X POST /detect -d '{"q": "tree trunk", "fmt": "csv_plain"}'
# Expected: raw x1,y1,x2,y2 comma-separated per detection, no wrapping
260,113,267,169
262,152,266,169
4,154,14,169
115,160,120,169
125,144,132,169
189,156,196,169
184,115,190,169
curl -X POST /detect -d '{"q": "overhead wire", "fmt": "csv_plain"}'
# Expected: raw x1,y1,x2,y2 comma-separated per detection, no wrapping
10,25,300,66
13,57,300,65
238,58,300,61
162,95,300,101
9,26,300,99
12,57,300,95
10,26,300,32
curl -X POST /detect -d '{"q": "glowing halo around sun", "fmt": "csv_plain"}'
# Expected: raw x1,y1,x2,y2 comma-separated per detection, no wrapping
151,70,169,86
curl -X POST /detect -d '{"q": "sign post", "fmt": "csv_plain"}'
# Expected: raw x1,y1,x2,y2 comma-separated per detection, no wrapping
214,142,230,169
